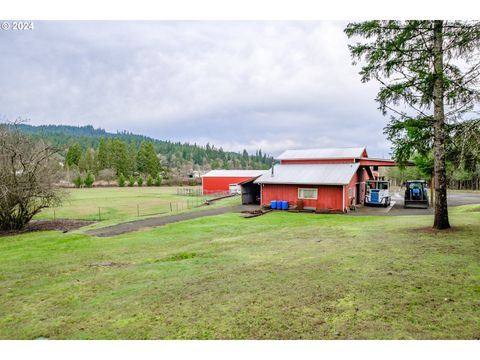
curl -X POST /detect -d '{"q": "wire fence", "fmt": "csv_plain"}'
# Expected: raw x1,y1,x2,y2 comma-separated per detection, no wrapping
39,186,238,222
45,195,220,222
176,188,231,197
47,196,211,221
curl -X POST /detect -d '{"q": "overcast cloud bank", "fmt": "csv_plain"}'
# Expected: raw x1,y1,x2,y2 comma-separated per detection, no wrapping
0,21,392,157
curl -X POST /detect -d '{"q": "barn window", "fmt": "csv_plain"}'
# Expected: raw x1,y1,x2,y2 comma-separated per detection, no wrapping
348,188,353,197
298,188,318,200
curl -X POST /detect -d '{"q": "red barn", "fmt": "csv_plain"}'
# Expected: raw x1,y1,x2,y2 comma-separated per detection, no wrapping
254,147,396,212
202,170,267,195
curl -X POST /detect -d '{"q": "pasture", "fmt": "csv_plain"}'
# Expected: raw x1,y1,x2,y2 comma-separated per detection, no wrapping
33,187,221,223
1,203,479,339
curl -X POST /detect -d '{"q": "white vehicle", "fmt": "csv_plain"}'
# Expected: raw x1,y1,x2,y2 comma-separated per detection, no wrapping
229,184,241,195
364,180,391,207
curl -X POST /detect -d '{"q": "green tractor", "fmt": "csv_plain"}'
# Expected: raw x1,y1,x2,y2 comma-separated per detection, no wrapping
404,180,429,209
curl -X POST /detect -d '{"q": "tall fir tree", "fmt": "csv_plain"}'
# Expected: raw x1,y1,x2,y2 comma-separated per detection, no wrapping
345,20,480,229
65,143,82,167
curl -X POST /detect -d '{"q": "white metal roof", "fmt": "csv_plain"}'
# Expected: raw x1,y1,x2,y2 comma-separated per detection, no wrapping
276,147,366,160
202,169,268,178
254,163,360,185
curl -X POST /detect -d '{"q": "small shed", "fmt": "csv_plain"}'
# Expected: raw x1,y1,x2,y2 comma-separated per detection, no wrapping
202,170,267,195
238,176,262,205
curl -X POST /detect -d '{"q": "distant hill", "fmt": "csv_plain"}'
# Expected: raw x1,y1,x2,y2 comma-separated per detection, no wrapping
15,123,273,170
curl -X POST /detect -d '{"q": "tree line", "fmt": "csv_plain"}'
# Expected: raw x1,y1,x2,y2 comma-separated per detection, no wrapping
17,123,274,172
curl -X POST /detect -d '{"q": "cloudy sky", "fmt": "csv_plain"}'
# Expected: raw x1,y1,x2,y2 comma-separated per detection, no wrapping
0,21,392,157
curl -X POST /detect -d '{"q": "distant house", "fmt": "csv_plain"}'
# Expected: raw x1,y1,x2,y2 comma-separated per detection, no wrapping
253,147,396,212
189,170,207,179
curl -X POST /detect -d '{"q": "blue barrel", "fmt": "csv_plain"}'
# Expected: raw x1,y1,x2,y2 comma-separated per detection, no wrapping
282,201,288,210
271,200,277,209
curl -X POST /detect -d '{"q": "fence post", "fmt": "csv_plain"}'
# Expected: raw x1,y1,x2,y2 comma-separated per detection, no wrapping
53,209,56,221
98,207,101,221
137,204,140,217
170,202,172,212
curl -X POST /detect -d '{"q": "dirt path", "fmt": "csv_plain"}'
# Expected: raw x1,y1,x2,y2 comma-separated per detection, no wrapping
85,205,245,237
0,220,95,237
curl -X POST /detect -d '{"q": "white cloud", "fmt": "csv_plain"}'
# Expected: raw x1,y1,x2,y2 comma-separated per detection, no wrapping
0,21,391,157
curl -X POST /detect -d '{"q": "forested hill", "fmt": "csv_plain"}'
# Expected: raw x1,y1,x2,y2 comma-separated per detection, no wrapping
16,123,274,170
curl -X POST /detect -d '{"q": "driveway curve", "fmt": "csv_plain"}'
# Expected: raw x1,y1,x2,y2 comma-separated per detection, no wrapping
85,205,244,237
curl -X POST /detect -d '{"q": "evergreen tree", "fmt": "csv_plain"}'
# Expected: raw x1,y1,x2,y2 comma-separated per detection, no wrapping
84,172,95,188
137,142,161,177
111,139,130,176
65,143,82,167
345,20,480,230
97,138,110,169
117,174,126,187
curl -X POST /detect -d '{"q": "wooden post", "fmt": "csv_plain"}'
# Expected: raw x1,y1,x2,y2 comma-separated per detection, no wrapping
98,207,101,221
137,204,140,217
53,209,56,221
170,202,172,212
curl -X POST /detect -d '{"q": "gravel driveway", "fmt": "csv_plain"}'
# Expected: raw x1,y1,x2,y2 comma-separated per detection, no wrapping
351,191,480,216
85,205,244,237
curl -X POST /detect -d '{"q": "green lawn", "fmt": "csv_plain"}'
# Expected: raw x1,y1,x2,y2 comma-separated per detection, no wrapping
1,205,479,339
34,187,218,223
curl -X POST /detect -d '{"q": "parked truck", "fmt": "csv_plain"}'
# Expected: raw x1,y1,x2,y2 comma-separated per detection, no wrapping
365,180,391,207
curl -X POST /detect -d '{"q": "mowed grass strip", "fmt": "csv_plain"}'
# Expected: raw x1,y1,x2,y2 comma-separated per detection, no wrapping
1,205,479,339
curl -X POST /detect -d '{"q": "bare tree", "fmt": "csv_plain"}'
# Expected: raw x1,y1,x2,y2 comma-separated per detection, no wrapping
0,121,63,230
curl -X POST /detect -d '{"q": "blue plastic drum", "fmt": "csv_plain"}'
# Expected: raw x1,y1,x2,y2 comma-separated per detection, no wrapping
282,201,288,210
271,200,277,209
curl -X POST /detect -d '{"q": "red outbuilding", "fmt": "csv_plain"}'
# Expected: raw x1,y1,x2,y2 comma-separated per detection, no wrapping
254,147,396,212
202,170,267,195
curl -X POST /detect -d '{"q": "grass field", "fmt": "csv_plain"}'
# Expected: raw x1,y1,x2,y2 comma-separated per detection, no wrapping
1,204,479,339
34,187,220,223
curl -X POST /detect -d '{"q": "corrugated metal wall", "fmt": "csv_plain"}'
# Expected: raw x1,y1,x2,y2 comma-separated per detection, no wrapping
280,159,355,165
202,176,255,194
261,184,344,211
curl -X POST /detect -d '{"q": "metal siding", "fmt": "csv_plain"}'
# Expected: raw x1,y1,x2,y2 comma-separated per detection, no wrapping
357,159,396,167
203,176,257,194
261,184,344,211
346,171,358,207
277,147,365,160
280,159,356,165
203,170,267,177
255,163,360,185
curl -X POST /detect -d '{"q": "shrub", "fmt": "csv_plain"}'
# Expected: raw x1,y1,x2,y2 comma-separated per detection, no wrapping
118,174,126,187
0,121,63,230
146,174,154,186
73,175,83,188
128,175,135,187
154,174,162,186
97,168,116,184
84,172,95,188
137,176,144,187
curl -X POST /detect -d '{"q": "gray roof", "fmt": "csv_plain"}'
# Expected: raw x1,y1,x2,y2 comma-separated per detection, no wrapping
202,169,267,178
277,147,366,160
254,163,360,185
